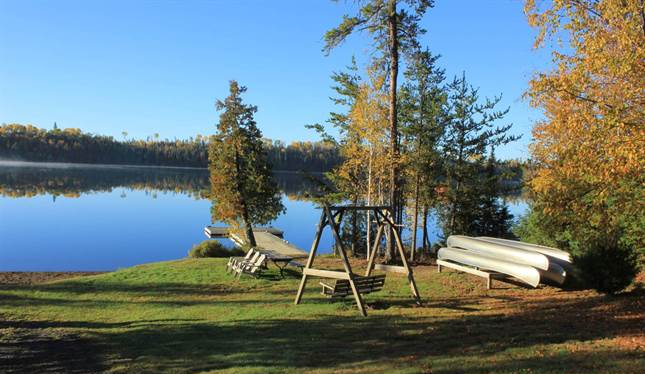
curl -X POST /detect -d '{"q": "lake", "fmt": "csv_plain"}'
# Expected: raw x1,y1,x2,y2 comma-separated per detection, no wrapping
0,161,526,271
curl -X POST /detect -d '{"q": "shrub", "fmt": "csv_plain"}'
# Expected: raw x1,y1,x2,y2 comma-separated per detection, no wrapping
513,208,562,249
574,235,639,294
514,208,640,294
188,240,244,258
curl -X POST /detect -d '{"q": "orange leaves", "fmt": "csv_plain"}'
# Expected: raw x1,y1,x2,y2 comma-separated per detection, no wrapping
525,0,645,241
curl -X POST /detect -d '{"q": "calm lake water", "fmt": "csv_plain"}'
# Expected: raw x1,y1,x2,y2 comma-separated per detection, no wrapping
0,162,526,271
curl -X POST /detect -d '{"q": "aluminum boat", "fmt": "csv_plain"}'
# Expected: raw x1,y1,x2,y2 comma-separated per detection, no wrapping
438,247,541,287
447,235,550,270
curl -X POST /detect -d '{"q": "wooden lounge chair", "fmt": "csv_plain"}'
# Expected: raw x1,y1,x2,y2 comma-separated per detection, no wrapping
320,274,386,298
235,254,267,278
230,251,260,274
227,248,255,272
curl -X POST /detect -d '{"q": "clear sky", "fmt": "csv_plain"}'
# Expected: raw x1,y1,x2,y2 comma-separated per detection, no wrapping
0,0,551,159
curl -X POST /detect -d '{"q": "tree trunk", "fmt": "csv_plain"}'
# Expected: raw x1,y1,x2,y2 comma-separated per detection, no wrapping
235,148,256,247
422,205,429,251
411,171,420,261
387,0,400,259
351,196,358,256
449,182,458,235
243,215,256,248
366,147,373,259
449,138,465,235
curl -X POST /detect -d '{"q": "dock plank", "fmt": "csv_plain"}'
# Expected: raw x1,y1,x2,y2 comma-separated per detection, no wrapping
252,232,308,258
204,226,284,238
206,226,307,259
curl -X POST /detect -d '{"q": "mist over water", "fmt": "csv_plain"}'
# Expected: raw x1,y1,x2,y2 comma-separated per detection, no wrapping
0,160,206,170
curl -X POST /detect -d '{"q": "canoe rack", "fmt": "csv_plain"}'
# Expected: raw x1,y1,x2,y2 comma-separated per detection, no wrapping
294,203,421,316
437,259,506,289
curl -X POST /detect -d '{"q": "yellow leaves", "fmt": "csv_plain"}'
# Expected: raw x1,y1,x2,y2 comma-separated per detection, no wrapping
525,0,645,238
334,68,392,199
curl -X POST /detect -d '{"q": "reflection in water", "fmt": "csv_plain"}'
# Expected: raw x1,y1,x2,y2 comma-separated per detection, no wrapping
0,162,526,271
0,161,322,201
0,162,333,271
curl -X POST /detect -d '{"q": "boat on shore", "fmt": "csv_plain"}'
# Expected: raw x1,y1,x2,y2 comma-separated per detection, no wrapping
476,237,571,263
447,235,550,271
538,262,567,285
438,247,541,287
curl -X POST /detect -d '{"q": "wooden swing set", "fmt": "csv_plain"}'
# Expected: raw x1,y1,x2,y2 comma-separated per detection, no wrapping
294,204,421,316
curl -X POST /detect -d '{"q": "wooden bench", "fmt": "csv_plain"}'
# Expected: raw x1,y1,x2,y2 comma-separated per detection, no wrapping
320,274,386,298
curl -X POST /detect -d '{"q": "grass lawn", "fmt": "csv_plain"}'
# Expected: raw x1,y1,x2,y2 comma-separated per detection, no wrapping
0,258,643,374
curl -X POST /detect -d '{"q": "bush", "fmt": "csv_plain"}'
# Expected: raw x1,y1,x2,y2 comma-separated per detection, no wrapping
514,208,639,294
513,208,562,248
188,240,244,258
574,236,639,294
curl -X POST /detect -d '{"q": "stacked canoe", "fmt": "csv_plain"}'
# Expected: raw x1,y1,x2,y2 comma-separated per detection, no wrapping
438,235,571,288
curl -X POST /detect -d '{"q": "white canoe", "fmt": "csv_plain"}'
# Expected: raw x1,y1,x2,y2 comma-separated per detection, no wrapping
538,262,567,285
447,235,550,271
438,247,540,287
477,237,571,263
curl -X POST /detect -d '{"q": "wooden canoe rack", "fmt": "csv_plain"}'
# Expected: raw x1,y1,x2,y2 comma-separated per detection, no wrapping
294,204,421,316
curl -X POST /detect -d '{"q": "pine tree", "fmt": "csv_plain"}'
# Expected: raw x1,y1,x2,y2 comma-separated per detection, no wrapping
475,148,514,238
400,48,447,258
440,73,519,238
209,81,284,247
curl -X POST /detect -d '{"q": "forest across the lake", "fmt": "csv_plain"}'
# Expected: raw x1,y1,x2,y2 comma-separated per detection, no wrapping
0,122,527,180
0,123,342,172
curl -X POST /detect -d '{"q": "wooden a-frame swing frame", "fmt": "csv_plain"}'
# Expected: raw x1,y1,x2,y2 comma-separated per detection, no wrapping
294,204,421,316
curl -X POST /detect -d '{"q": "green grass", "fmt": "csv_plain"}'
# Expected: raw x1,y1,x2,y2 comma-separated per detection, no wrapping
1,258,643,373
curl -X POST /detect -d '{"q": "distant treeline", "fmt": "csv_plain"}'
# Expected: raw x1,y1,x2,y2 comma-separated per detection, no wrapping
0,124,342,172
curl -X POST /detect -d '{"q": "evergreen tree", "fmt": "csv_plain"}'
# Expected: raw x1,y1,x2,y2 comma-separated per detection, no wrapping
475,148,514,238
400,48,447,258
306,58,362,147
440,73,519,238
208,81,284,247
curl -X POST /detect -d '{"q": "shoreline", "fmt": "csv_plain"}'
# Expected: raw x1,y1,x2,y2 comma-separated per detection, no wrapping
0,160,326,174
0,271,106,285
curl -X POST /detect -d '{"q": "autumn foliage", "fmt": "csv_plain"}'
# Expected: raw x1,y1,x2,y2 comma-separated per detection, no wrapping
524,0,644,291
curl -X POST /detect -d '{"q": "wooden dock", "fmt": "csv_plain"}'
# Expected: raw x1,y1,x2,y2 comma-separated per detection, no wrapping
203,226,307,259
204,226,284,238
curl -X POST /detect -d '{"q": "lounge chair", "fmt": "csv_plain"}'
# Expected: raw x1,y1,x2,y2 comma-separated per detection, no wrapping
227,248,256,273
229,251,260,274
234,254,267,278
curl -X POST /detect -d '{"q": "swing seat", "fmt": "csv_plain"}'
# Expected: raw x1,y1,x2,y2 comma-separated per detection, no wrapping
320,274,386,298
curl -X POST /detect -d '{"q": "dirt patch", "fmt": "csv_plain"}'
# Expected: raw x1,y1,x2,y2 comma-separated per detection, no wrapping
0,272,105,285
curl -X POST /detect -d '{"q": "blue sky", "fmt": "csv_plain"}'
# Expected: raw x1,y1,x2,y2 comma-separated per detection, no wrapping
0,0,551,159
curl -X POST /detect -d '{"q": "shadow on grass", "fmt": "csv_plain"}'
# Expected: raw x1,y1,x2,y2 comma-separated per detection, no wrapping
0,280,244,296
436,349,644,374
2,290,641,373
0,328,107,374
101,292,644,372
